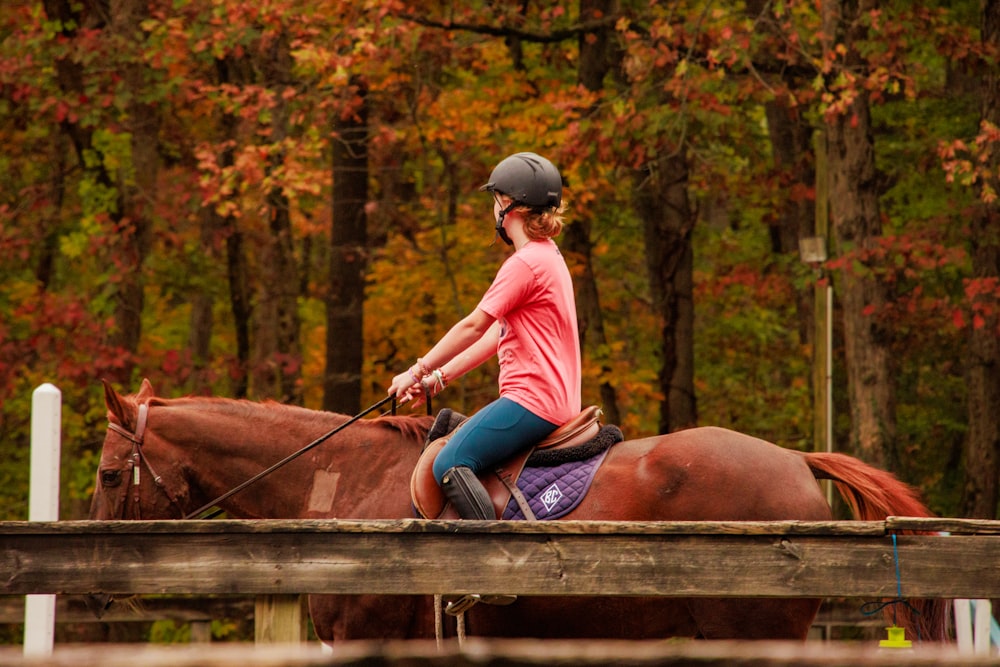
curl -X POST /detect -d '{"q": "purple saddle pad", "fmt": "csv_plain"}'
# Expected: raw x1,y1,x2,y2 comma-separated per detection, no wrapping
501,448,610,521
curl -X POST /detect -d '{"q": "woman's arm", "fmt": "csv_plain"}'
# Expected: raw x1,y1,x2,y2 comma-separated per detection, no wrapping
441,319,500,381
388,308,497,402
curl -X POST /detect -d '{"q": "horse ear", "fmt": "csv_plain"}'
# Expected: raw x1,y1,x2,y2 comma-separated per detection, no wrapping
102,379,131,428
136,378,155,402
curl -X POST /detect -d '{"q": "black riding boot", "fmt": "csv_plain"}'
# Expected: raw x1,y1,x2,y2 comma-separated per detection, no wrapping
440,466,514,614
440,466,495,520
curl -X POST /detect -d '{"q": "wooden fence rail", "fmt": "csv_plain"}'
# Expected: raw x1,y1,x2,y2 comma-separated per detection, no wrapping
2,517,999,599
0,596,254,624
2,638,999,667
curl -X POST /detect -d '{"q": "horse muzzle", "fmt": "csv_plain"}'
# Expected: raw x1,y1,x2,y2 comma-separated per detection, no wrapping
84,593,114,619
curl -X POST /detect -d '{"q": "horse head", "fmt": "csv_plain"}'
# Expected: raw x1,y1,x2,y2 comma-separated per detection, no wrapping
87,379,197,618
89,378,191,522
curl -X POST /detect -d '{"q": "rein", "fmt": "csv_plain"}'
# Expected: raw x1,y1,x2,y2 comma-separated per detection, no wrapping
184,394,426,520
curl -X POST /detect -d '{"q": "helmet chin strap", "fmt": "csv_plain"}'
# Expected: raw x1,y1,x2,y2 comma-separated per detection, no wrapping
492,199,517,247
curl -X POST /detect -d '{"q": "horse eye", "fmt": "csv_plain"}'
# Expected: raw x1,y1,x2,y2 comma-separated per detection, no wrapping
100,470,123,487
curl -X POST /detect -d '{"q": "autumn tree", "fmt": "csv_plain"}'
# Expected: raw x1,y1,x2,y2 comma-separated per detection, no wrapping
820,0,897,469
37,0,158,388
1,0,995,524
958,0,1000,518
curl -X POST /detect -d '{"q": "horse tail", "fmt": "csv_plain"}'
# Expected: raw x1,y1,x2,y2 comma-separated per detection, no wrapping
803,451,932,520
803,451,950,642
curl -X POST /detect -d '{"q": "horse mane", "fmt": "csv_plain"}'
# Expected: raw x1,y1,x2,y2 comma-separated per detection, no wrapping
371,413,434,444
130,390,433,446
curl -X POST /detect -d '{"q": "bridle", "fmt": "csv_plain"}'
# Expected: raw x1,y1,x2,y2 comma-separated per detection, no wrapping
105,403,184,519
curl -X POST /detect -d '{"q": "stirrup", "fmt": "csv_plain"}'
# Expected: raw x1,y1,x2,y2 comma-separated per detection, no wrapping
444,593,518,616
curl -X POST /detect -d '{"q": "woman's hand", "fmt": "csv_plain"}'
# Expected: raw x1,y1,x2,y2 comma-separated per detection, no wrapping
387,370,423,406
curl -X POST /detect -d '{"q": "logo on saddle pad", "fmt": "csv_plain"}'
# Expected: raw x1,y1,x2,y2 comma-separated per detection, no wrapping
539,483,564,513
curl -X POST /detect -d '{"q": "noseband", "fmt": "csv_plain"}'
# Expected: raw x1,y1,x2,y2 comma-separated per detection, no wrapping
106,403,181,519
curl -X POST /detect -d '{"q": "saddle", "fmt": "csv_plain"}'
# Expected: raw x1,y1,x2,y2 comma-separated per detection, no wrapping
410,405,606,520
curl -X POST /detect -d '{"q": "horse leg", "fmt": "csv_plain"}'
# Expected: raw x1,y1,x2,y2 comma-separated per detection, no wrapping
686,598,822,640
308,594,438,644
467,597,702,639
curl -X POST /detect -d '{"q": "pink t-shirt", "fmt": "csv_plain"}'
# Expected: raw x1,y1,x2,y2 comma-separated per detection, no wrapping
476,239,581,425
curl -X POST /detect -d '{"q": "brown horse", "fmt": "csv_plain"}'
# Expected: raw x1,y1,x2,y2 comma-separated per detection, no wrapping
90,379,948,643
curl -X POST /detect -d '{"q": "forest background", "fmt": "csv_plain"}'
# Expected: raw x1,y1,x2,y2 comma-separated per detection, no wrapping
1,0,998,526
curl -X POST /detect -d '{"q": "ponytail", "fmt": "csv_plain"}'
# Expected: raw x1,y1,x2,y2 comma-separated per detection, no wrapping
520,203,566,240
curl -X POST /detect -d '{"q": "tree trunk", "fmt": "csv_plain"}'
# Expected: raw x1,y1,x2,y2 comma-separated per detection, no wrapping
323,78,369,415
562,219,621,426
253,32,302,404
764,99,817,345
227,219,252,399
744,5,818,257
822,0,896,469
634,154,697,433
189,56,251,398
190,207,218,396
213,57,252,399
109,0,158,386
962,0,1000,519
747,0,826,454
565,0,621,426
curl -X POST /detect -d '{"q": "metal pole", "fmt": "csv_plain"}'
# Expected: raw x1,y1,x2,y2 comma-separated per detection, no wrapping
825,284,834,506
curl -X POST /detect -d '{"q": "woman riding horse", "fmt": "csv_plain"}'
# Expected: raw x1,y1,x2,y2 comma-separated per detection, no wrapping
387,151,581,521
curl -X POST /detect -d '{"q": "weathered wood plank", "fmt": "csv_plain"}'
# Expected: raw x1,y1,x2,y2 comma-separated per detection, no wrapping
0,518,892,536
2,520,998,598
0,638,996,667
0,597,878,629
0,595,253,624
5,515,991,536
885,516,1000,535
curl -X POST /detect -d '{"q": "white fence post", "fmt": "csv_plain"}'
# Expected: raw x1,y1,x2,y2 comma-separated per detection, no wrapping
24,383,61,657
973,599,996,655
956,598,973,654
955,598,998,656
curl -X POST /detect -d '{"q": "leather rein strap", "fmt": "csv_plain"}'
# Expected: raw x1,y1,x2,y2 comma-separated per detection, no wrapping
107,402,149,446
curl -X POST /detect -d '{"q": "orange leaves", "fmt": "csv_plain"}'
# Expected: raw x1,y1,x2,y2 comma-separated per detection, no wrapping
195,136,328,226
828,234,983,338
938,121,1000,203
960,277,1000,332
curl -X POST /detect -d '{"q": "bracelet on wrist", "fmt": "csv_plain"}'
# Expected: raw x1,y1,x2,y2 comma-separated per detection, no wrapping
431,368,448,392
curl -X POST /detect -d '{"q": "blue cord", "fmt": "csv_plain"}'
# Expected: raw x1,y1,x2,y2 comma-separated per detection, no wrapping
860,532,921,636
891,533,901,625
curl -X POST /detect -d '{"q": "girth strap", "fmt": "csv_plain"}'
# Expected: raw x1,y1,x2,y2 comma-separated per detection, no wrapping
497,464,537,521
